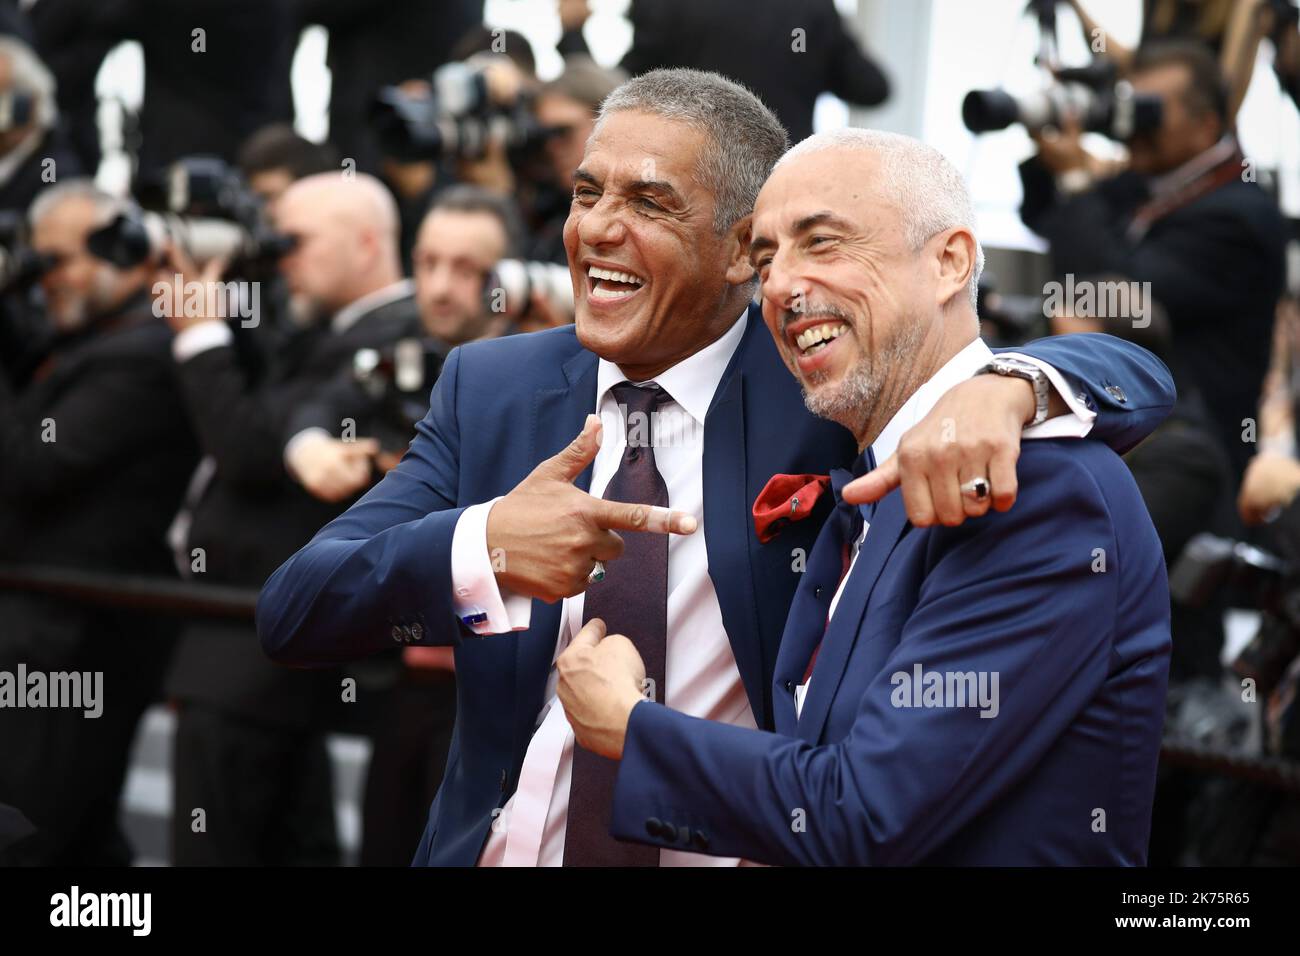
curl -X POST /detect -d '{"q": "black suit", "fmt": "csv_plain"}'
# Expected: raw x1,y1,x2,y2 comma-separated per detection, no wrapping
1021,156,1289,480
165,288,420,865
0,301,199,865
616,0,888,143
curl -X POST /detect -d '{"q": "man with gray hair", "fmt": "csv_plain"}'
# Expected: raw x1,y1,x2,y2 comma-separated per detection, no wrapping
259,69,1173,866
0,179,197,864
0,36,80,213
557,127,1173,865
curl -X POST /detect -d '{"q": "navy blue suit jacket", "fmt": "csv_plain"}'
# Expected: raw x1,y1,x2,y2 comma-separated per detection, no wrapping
611,437,1170,865
256,304,1174,866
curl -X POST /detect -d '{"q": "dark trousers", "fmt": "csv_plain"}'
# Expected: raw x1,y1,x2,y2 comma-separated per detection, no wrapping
0,596,174,865
360,672,456,866
170,702,339,866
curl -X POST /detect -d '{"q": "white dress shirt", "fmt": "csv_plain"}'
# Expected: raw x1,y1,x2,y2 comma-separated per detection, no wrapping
459,309,753,867
793,337,1095,717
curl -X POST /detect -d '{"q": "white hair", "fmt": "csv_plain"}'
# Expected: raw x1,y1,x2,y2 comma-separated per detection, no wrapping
775,128,984,311
28,179,125,229
0,36,58,131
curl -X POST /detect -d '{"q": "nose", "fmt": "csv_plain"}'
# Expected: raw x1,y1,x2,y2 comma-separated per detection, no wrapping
760,248,809,317
576,194,627,248
425,260,455,299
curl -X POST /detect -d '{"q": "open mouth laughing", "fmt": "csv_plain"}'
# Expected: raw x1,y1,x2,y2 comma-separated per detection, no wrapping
586,263,646,302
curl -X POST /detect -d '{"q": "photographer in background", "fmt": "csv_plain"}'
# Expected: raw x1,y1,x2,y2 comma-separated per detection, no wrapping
237,124,339,213
526,56,626,264
1021,40,1289,480
299,0,483,177
0,36,80,213
0,180,198,864
286,185,526,497
161,171,419,866
1067,0,1273,122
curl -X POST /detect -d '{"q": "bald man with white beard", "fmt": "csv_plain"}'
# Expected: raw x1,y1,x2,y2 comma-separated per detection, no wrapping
160,171,422,866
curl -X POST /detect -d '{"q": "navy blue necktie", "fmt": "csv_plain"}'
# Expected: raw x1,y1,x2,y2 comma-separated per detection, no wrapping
564,382,671,867
803,447,876,683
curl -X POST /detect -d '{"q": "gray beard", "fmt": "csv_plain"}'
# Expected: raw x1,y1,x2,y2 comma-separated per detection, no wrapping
801,317,926,438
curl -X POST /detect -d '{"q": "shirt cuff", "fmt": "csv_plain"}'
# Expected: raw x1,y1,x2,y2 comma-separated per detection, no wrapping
996,352,1097,439
172,321,233,361
451,498,532,635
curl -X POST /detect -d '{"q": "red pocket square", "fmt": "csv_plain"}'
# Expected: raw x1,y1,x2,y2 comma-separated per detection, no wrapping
752,473,831,544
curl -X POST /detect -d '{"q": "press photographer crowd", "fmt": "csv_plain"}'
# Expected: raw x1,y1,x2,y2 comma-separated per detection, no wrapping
0,0,1299,875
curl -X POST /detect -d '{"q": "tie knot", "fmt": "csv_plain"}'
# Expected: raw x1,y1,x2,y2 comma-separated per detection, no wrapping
610,382,670,448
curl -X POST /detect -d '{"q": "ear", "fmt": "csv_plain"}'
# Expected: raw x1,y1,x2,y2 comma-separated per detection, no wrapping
723,214,757,287
934,226,976,310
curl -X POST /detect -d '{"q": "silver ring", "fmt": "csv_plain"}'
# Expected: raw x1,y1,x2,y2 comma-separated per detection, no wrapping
587,561,606,584
960,476,991,501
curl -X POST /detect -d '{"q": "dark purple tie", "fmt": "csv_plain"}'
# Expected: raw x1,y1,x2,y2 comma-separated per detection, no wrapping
563,382,671,867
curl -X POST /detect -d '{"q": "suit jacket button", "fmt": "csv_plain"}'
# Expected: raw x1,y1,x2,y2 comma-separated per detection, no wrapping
645,817,665,838
814,586,823,599
409,622,423,641
391,624,404,643
677,825,691,844
784,680,795,693
691,829,709,851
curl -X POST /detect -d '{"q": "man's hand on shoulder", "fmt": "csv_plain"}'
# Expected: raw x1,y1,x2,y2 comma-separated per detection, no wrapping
843,372,1064,526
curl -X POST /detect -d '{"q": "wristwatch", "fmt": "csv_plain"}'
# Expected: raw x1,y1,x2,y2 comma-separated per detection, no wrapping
978,357,1051,427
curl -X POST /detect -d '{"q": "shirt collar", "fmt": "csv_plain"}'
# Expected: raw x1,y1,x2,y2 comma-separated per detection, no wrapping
330,278,414,334
871,337,993,465
1148,134,1238,199
595,306,749,424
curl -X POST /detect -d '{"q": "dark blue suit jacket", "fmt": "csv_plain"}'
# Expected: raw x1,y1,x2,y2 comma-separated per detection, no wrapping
611,437,1170,865
256,304,1174,866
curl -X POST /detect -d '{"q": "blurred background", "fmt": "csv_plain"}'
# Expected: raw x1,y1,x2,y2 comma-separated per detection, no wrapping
2,0,1300,867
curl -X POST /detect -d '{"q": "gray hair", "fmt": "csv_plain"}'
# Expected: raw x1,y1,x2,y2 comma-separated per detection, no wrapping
28,179,126,229
597,68,789,234
0,36,58,130
775,128,985,311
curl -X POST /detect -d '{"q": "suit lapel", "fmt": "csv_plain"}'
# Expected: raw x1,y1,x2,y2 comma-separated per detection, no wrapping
703,327,770,725
796,492,911,744
771,516,854,736
513,348,600,727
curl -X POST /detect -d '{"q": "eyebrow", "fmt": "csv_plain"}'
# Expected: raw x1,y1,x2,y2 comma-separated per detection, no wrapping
749,210,854,264
572,169,684,205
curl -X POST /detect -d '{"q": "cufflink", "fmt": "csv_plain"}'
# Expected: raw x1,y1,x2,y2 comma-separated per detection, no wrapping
459,607,489,628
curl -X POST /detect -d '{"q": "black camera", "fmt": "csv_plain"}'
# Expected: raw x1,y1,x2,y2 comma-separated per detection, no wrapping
351,338,446,451
963,65,1163,141
483,258,574,321
1171,533,1300,697
370,60,563,163
86,157,295,271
